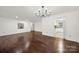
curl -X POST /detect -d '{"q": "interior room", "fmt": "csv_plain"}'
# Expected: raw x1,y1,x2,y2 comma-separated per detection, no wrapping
0,6,79,53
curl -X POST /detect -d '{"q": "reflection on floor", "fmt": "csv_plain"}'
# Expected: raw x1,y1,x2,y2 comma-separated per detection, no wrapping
0,31,79,53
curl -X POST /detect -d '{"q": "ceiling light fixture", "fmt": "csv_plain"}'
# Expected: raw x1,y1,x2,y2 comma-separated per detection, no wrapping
34,6,52,17
16,16,19,19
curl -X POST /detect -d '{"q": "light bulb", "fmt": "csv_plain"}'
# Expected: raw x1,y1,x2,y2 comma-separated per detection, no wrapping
16,16,18,19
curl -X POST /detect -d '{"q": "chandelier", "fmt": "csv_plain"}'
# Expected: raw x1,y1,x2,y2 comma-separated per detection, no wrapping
34,6,52,17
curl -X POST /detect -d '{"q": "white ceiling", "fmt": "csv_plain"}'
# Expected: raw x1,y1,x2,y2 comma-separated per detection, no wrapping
0,6,79,23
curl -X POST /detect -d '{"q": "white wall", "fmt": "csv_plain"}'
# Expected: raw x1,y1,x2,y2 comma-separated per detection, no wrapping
34,22,42,32
42,16,56,37
0,17,32,36
42,10,79,42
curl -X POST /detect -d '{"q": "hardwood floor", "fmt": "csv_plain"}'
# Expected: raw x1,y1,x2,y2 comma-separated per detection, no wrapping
27,33,60,53
27,31,79,53
64,39,79,53
0,32,32,53
0,31,79,53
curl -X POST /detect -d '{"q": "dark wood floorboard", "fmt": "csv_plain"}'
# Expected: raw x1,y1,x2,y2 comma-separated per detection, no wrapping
0,31,79,53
